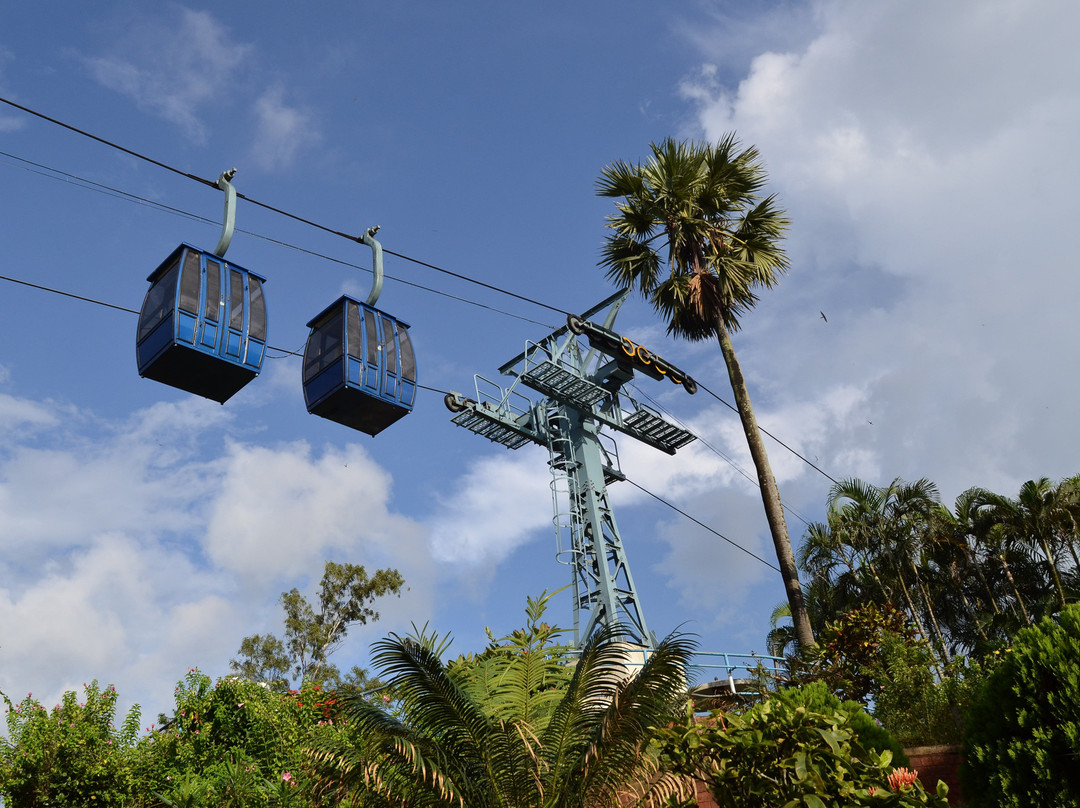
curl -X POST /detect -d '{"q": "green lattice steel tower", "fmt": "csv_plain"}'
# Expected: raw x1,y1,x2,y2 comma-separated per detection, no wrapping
445,291,698,649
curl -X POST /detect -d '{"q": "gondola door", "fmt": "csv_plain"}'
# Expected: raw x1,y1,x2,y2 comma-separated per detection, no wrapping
199,256,222,352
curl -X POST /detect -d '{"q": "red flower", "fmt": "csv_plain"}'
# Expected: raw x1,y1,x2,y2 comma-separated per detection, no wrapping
887,767,919,791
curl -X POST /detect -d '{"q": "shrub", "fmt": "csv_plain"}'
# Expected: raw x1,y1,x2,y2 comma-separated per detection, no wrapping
0,681,141,807
138,668,350,806
962,603,1080,808
656,694,949,808
871,632,985,747
773,680,909,767
807,603,919,703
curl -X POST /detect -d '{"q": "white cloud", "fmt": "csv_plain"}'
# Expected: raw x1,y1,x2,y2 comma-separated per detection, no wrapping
0,395,433,725
427,446,553,567
84,8,251,143
250,86,320,171
679,0,1080,504
203,440,429,589
0,392,58,434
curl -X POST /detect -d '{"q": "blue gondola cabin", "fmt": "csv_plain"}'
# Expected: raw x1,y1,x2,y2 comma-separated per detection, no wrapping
303,295,416,435
136,243,267,403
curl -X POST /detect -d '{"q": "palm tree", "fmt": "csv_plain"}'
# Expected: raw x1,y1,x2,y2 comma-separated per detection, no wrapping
597,137,814,650
825,477,955,673
312,625,696,808
927,499,995,651
980,478,1075,610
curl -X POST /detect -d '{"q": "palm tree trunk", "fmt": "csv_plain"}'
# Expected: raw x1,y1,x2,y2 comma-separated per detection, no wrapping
860,555,892,603
1063,514,1080,570
956,580,990,645
914,568,952,666
894,567,943,679
969,553,1002,615
998,553,1033,626
1037,536,1068,609
715,317,815,651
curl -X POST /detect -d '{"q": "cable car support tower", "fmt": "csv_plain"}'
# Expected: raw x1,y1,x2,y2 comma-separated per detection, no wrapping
445,290,698,650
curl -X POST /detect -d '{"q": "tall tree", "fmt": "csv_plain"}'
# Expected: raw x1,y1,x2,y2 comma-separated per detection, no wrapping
597,137,814,650
979,478,1075,610
231,561,404,690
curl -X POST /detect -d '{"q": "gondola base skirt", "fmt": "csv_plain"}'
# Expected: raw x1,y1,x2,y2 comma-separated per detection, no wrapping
139,342,257,404
307,384,410,436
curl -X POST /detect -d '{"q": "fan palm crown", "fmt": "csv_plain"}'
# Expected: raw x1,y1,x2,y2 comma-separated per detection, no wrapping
597,136,789,339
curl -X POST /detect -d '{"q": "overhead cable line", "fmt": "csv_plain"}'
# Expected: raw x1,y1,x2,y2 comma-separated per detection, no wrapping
629,382,812,528
0,272,138,316
0,149,556,330
0,96,571,319
0,96,841,487
624,478,781,572
697,381,840,486
0,267,798,561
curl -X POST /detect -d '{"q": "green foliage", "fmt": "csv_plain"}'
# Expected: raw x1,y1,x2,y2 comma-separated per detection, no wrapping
0,680,141,807
445,589,574,729
788,600,983,747
310,596,696,808
872,633,981,747
232,560,404,690
140,667,348,807
596,136,789,338
962,603,1080,808
798,474,1080,666
655,695,949,808
803,603,919,703
231,633,292,691
771,681,909,768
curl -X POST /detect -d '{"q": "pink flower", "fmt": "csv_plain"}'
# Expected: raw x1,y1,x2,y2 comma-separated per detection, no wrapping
282,771,294,784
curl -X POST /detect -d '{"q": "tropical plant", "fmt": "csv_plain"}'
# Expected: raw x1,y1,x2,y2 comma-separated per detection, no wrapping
310,618,696,808
139,667,348,806
976,478,1079,611
962,603,1080,808
0,680,142,807
769,680,909,768
655,691,948,808
597,136,813,651
802,602,919,704
445,590,575,724
870,632,988,747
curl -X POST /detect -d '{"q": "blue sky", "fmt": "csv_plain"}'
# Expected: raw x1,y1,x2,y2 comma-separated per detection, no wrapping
3,1,1079,724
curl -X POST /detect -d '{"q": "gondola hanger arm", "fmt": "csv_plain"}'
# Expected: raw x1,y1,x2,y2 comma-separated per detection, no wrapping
213,168,238,258
360,225,383,307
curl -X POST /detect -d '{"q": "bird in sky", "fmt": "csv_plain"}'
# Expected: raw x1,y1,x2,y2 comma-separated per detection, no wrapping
820,311,828,322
